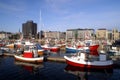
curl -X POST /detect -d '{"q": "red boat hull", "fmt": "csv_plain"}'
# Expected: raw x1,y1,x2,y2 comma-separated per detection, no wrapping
50,47,60,52
65,59,113,69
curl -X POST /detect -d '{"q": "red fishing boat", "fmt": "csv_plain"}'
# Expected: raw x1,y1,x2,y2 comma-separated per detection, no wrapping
14,41,44,63
41,44,60,53
64,52,113,69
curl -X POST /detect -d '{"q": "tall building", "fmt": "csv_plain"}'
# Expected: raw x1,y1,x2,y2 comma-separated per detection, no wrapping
22,20,37,39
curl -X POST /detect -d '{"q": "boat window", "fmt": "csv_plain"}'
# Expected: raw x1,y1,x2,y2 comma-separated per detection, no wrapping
24,46,29,50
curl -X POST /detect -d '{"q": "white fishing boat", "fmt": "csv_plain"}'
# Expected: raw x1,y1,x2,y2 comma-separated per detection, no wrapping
64,51,113,69
14,41,44,63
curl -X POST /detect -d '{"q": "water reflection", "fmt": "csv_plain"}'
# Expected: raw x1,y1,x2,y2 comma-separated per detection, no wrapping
14,61,43,74
64,65,113,80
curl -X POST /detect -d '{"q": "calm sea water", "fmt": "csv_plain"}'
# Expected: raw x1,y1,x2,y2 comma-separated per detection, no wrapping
0,54,120,80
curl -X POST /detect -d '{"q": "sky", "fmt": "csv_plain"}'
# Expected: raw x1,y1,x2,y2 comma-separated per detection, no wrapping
0,0,120,33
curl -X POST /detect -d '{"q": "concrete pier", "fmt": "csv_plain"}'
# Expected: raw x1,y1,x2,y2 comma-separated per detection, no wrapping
3,53,15,57
46,56,66,62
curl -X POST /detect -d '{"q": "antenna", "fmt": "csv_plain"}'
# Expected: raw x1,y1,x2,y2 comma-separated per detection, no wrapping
39,10,42,39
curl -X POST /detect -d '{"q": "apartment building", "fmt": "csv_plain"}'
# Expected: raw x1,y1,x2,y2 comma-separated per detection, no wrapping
96,28,108,40
43,31,66,39
96,28,120,40
66,28,95,40
0,31,12,39
66,29,77,40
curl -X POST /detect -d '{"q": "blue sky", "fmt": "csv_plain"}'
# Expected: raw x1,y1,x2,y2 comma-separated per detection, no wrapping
0,0,120,33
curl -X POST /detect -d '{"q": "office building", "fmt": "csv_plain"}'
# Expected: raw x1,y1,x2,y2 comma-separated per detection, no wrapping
22,20,37,39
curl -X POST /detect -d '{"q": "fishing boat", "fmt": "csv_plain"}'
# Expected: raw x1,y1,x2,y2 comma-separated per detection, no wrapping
41,39,60,53
41,44,60,53
14,41,44,63
66,44,98,53
64,51,113,69
66,39,99,53
24,41,44,56
66,46,80,53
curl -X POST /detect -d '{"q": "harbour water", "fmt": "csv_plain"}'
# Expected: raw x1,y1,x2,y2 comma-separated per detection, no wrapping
0,53,120,80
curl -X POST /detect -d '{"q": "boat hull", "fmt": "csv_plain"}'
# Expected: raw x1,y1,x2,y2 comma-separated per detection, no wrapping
64,56,113,69
50,47,60,52
66,47,80,53
14,55,43,63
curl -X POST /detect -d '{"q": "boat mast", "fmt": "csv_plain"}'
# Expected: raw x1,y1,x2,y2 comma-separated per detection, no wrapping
39,10,42,39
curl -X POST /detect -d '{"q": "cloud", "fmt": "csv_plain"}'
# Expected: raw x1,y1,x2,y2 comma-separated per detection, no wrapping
44,0,99,15
45,0,71,6
0,0,30,21
44,0,72,14
0,2,25,12
54,10,120,30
